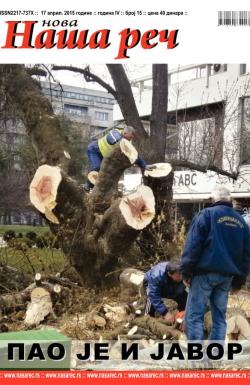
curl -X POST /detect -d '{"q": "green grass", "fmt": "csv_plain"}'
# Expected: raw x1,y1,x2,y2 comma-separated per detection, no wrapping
0,225,49,237
0,246,67,274
0,226,67,274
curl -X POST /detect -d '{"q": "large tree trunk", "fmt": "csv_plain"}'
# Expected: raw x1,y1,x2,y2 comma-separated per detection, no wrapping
28,141,155,285
107,64,175,260
149,64,168,163
142,169,175,259
138,65,175,259
1,64,173,285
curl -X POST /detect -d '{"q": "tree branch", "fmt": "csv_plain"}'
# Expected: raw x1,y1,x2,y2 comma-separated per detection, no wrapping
169,159,238,180
90,139,138,204
107,64,148,141
52,65,117,99
52,64,148,144
26,67,47,77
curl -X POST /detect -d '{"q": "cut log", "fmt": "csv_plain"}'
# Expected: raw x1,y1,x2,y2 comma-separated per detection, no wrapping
88,171,99,185
205,310,250,340
120,139,138,164
100,326,128,340
85,186,155,270
0,293,28,315
63,150,71,159
132,316,181,339
127,325,138,336
227,315,250,340
24,287,53,326
103,304,129,323
88,139,138,191
86,313,107,329
35,273,42,286
119,268,145,297
53,284,61,294
29,164,62,224
91,140,138,203
93,314,107,328
119,185,155,230
144,162,172,178
47,275,79,288
119,334,149,340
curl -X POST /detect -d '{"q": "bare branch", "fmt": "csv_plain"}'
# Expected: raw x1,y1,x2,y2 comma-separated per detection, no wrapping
169,159,238,179
52,65,117,98
42,64,64,94
26,67,47,77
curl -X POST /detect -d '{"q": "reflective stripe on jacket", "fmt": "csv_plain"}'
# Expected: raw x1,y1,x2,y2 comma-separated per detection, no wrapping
98,129,123,156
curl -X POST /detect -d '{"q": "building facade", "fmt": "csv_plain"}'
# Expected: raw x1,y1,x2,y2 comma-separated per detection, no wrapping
115,64,250,221
42,81,115,136
0,80,115,225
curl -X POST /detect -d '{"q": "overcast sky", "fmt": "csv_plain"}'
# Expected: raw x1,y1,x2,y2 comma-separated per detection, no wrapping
42,64,152,92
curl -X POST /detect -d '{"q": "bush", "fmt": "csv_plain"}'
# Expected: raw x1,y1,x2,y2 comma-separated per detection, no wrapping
43,231,59,249
3,230,16,242
26,231,37,242
35,232,59,249
8,237,33,251
36,236,48,249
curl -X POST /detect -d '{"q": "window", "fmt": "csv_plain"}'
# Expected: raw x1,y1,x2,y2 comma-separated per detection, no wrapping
240,64,250,75
13,154,21,162
43,88,62,98
95,111,108,121
241,97,250,164
64,104,88,116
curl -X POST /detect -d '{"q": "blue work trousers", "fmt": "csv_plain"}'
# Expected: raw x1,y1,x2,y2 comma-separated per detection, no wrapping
185,273,232,341
87,140,103,171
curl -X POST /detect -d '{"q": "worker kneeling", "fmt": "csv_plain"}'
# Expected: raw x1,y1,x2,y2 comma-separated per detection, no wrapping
144,261,187,324
85,126,147,190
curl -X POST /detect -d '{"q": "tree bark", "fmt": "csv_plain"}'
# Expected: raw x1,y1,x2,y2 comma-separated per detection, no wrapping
3,65,70,170
107,64,148,142
149,64,168,162
132,316,181,339
29,144,155,284
0,64,157,285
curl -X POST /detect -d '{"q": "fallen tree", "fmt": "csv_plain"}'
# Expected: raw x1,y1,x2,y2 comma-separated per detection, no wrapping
29,143,160,282
1,64,239,284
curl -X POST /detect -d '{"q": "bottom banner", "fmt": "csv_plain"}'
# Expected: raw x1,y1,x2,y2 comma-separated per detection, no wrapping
0,371,249,384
